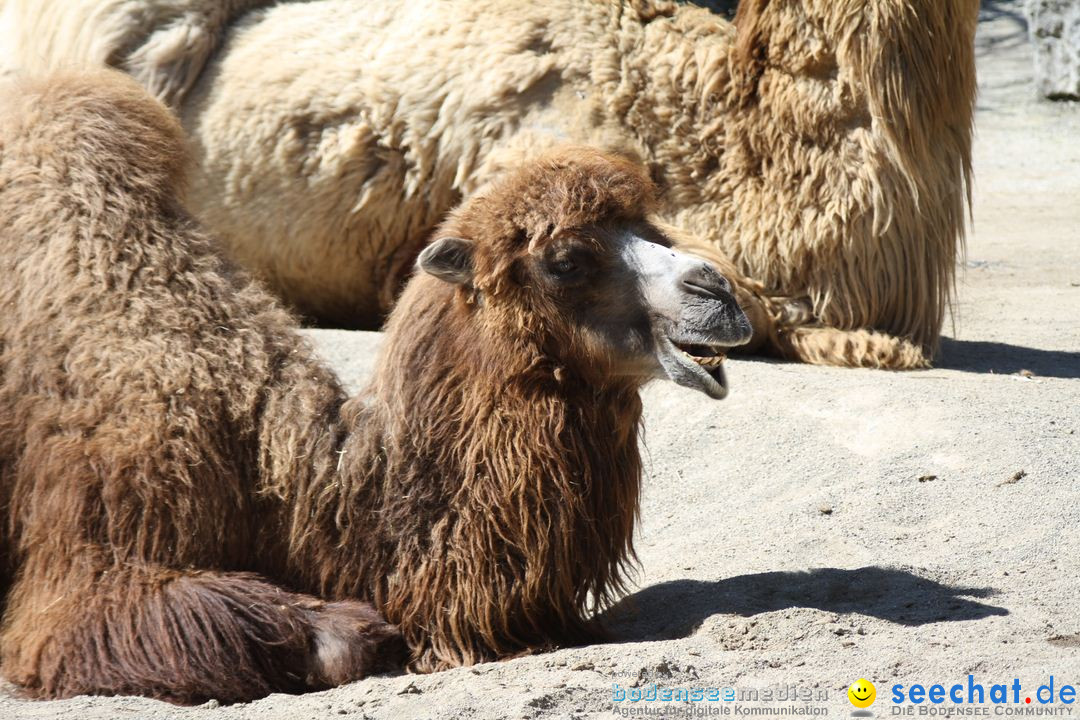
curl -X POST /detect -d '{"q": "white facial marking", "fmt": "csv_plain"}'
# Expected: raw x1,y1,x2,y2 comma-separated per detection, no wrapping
614,230,750,401
618,233,708,324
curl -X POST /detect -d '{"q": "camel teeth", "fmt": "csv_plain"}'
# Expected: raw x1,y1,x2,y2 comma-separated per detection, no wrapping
692,354,726,367
678,346,727,366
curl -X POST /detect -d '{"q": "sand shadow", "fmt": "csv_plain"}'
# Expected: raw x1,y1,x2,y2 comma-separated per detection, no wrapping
977,0,1030,59
979,0,1028,31
601,567,1008,642
936,337,1080,379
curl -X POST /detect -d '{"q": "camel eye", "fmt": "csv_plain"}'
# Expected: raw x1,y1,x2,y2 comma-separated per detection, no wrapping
544,244,591,283
550,258,576,276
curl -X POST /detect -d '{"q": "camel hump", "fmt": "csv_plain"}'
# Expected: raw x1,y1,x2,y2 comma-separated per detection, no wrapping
0,69,188,199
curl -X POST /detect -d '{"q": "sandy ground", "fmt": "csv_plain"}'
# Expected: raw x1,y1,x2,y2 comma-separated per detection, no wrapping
2,1,1079,718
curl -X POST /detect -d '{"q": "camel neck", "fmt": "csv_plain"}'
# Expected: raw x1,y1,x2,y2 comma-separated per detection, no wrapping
296,280,645,667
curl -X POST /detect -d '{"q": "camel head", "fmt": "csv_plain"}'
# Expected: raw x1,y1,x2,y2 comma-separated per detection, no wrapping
417,148,751,399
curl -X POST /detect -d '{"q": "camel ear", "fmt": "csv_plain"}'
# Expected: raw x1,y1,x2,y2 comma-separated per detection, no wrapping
418,237,474,285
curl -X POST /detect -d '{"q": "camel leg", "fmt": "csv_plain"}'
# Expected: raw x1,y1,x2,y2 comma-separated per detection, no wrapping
0,561,406,703
729,296,931,370
670,235,931,369
771,326,930,369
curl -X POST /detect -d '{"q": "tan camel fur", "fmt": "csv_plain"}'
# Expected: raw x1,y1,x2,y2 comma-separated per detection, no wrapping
0,0,977,368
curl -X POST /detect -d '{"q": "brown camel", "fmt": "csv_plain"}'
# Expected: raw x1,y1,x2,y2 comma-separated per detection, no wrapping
0,70,750,703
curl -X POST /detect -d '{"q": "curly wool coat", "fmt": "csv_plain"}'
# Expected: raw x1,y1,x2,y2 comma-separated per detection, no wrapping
1,0,978,368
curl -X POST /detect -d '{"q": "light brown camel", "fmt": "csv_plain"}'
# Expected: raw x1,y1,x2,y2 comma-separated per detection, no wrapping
0,0,980,368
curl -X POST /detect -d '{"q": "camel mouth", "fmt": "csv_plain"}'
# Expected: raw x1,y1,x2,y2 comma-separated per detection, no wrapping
654,335,732,400
673,340,729,398
673,341,728,366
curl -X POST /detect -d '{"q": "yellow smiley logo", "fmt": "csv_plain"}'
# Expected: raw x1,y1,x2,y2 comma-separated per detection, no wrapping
848,679,876,708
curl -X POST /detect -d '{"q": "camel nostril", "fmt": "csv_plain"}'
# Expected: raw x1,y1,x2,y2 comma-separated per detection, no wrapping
681,263,732,299
682,280,720,299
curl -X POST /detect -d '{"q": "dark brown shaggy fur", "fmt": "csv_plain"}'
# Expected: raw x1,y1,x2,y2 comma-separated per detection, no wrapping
0,71,661,701
309,151,653,671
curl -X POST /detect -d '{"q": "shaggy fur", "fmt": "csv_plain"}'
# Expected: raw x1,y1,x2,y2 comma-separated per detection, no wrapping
0,71,685,701
0,70,405,703
1,0,978,369
0,0,272,104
